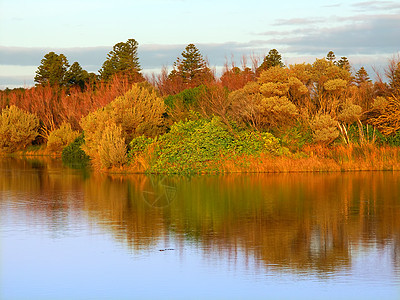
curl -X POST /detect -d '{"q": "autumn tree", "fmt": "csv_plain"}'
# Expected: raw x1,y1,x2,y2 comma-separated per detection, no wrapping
99,38,143,83
34,52,70,86
220,64,255,91
257,49,284,75
310,58,352,114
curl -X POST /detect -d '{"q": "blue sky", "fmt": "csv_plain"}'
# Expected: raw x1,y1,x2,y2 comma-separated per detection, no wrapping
0,0,399,88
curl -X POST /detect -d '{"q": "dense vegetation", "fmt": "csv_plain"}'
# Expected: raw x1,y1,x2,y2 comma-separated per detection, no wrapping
1,38,400,173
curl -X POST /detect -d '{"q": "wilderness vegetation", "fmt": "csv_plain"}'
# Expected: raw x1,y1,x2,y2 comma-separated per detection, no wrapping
1,38,400,173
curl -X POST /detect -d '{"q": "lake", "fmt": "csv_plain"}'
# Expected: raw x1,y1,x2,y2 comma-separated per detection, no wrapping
1,157,399,300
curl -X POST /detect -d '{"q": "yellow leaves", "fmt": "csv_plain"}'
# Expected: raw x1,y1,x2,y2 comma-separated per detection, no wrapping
80,83,165,168
243,81,260,94
46,122,80,152
260,96,298,116
260,82,289,97
324,79,348,92
258,66,288,83
338,104,362,124
98,122,127,169
311,113,339,144
0,105,39,152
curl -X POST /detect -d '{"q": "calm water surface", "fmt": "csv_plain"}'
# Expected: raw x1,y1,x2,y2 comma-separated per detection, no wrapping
1,157,399,299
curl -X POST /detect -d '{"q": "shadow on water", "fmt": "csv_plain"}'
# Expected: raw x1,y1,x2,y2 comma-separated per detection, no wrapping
1,157,400,276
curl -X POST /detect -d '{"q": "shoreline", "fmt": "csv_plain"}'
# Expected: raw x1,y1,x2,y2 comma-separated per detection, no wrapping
4,144,400,175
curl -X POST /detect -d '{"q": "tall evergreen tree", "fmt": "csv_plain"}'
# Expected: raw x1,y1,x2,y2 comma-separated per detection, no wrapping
354,67,371,86
34,52,70,86
337,57,351,72
64,62,90,90
99,38,142,82
326,51,336,63
257,49,284,74
170,43,213,86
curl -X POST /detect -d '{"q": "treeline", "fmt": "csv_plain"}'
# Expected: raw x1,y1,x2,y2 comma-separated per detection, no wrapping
0,38,400,173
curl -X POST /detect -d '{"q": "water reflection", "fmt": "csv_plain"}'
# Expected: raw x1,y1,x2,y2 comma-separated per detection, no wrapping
1,158,400,279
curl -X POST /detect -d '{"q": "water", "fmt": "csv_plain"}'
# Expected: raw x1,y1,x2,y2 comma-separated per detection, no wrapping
1,157,399,299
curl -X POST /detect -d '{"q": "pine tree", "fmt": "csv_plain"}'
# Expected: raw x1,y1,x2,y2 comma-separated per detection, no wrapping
337,57,351,72
326,51,336,63
99,38,142,82
170,44,213,86
257,49,284,74
34,52,70,86
354,67,371,86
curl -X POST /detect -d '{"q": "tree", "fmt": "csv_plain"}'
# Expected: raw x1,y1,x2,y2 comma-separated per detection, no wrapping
34,52,70,86
166,44,214,92
326,51,336,63
99,38,143,82
174,44,212,83
64,62,90,90
337,57,351,72
257,49,284,75
354,67,371,86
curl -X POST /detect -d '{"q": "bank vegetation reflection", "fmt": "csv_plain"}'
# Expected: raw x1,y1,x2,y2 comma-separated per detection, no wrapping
1,158,399,274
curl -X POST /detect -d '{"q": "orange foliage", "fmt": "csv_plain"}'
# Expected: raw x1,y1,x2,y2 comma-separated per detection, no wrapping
0,74,135,139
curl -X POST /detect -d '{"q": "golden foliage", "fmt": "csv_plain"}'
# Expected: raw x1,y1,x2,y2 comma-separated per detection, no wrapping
0,105,39,152
98,122,128,169
311,113,339,144
80,83,165,165
46,122,80,153
338,104,362,124
370,95,400,135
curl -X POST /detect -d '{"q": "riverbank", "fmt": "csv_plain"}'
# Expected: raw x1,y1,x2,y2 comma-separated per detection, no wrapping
3,143,400,174
95,144,400,174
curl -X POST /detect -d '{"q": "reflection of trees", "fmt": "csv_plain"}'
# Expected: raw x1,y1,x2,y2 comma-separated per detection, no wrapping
82,172,400,274
0,158,86,236
1,158,400,274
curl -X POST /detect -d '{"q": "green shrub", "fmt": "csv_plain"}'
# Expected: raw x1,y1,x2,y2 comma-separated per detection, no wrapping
0,105,39,152
128,135,154,158
62,134,90,167
164,85,207,109
47,122,80,152
148,117,283,174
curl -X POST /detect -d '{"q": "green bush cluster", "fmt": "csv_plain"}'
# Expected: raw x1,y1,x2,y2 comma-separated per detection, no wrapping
145,117,283,174
128,135,153,158
164,85,207,109
62,134,90,168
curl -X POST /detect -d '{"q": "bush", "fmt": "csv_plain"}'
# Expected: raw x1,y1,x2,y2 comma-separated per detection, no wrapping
98,123,127,169
311,114,339,144
338,104,362,124
148,117,283,174
128,135,154,158
80,84,165,166
0,105,39,152
46,122,80,152
62,134,90,167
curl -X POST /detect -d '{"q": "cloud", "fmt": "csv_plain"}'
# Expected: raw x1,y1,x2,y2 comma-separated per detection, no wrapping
0,46,109,71
351,1,400,12
257,13,400,56
273,18,326,26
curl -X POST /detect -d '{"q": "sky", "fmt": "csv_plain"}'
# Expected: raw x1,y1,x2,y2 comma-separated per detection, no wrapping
0,0,399,89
